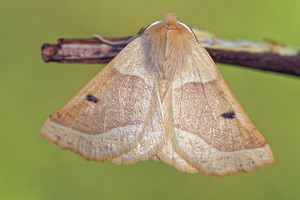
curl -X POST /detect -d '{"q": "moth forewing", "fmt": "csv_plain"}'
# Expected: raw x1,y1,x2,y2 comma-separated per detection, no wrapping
40,37,164,162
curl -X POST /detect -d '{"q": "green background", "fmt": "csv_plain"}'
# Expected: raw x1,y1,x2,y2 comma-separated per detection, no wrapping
1,0,300,199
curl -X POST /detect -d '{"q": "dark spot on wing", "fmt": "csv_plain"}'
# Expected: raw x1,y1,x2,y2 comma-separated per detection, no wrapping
221,111,235,119
56,135,61,140
86,94,99,103
56,112,62,118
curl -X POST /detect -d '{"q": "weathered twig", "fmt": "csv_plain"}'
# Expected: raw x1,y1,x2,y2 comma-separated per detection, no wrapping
41,28,300,77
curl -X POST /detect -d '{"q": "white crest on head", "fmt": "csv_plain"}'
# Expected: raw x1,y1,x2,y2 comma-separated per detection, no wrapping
145,19,194,37
178,22,193,34
145,20,162,30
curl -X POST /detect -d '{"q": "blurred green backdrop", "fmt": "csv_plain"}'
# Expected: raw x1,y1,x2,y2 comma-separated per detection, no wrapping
1,0,300,199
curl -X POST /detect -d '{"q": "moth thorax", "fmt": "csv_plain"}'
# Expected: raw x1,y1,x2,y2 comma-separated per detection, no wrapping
142,26,193,81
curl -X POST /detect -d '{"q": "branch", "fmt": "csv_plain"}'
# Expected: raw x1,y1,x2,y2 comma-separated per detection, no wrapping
41,28,300,77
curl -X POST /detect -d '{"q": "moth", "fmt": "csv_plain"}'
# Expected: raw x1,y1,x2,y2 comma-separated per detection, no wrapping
40,13,274,177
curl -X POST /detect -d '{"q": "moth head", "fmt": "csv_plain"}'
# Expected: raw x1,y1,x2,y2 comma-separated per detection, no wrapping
143,13,196,41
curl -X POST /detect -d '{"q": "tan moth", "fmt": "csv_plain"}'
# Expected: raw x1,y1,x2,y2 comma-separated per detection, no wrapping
40,13,274,177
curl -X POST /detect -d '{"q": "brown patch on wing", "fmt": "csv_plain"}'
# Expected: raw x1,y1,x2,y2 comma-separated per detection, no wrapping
173,80,267,152
49,67,152,135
